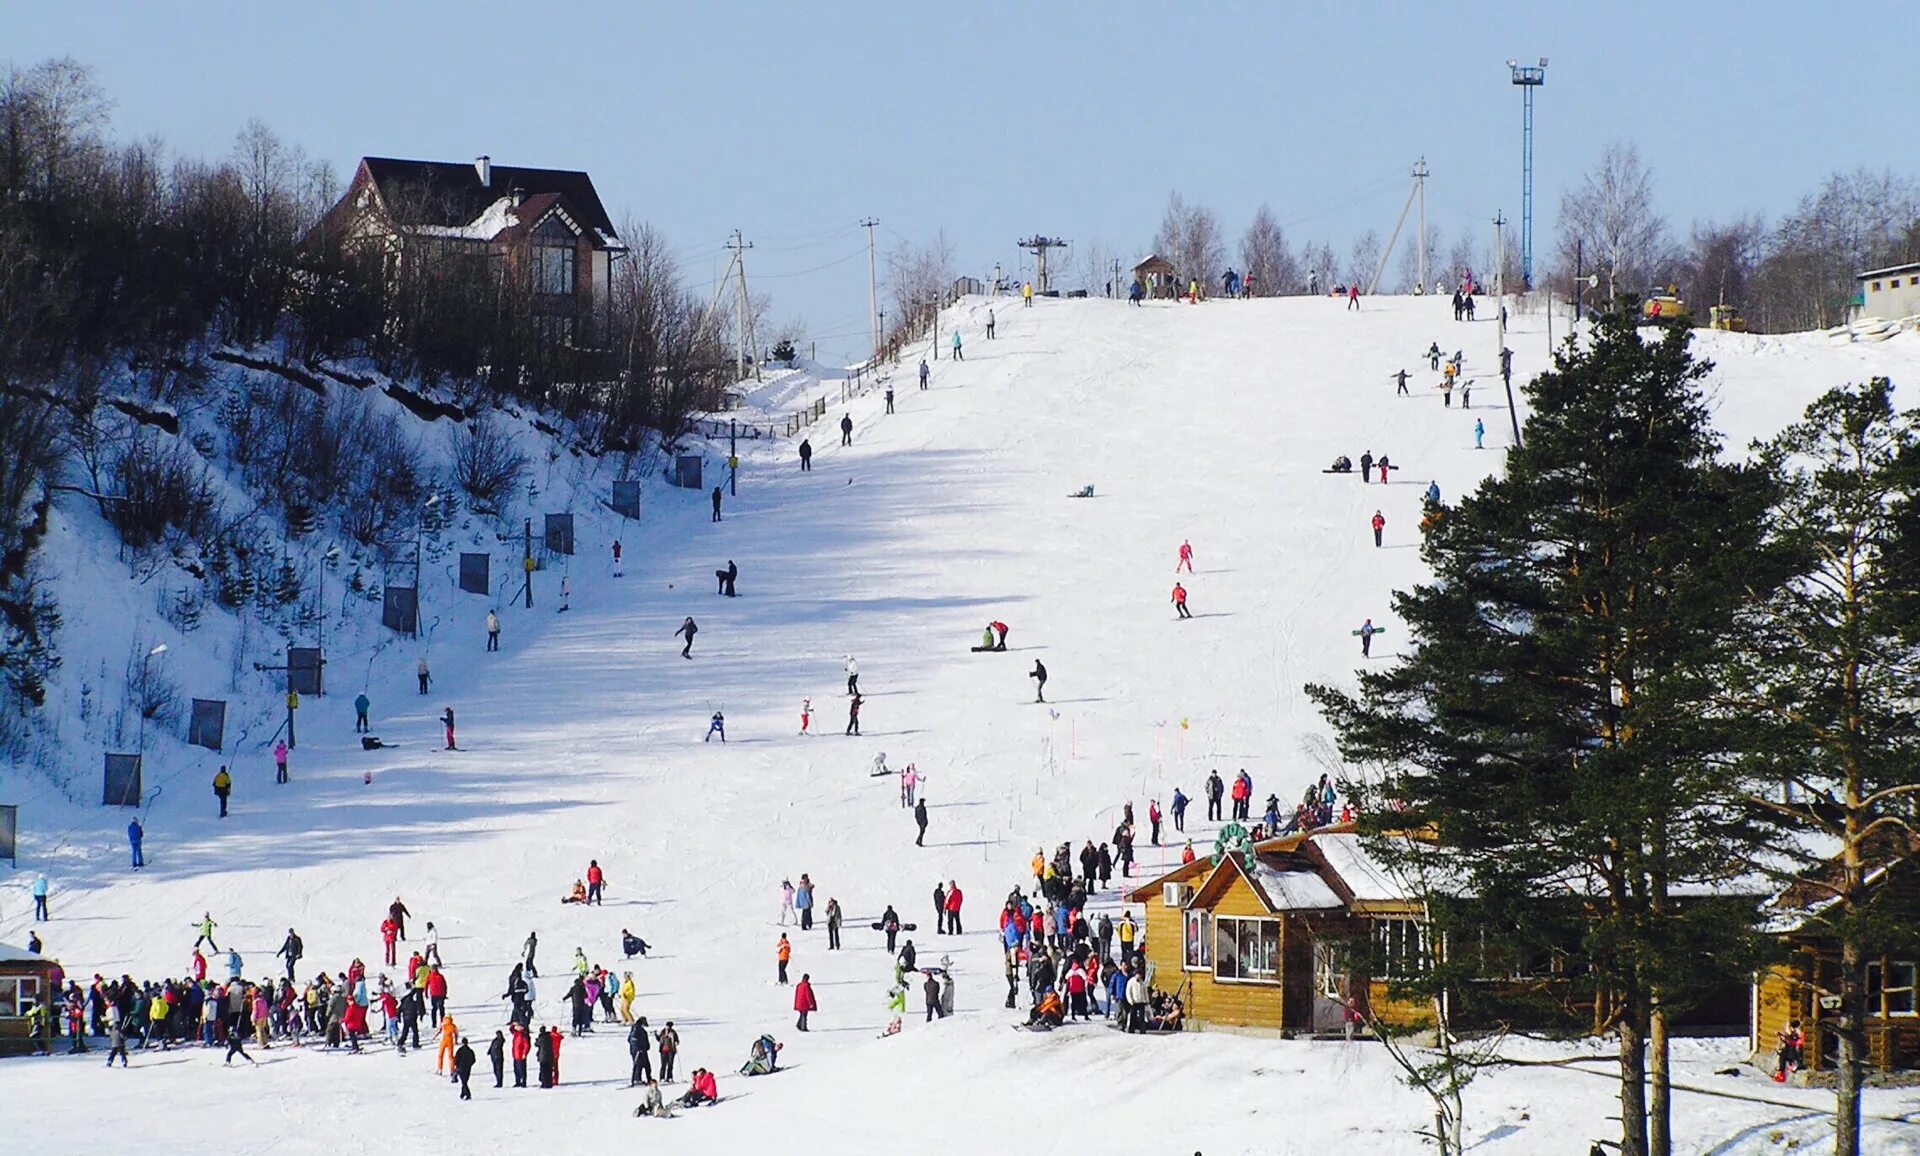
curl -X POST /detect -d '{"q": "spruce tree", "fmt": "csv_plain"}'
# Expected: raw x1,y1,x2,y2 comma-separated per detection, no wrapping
1309,309,1782,1156
1731,378,1920,1156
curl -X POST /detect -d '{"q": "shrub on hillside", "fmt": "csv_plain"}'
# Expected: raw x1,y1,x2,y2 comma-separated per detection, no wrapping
449,413,527,516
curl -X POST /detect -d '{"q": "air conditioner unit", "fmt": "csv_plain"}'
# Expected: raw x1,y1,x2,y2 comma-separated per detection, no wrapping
1162,883,1193,908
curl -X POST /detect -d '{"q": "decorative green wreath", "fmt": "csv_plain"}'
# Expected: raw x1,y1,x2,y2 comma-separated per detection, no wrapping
1211,821,1252,865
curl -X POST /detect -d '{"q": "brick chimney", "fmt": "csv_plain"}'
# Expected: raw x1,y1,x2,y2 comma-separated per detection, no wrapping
475,156,491,188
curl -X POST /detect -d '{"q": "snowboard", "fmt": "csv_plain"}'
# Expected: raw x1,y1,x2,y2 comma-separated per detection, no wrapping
1350,629,1388,636
869,922,918,932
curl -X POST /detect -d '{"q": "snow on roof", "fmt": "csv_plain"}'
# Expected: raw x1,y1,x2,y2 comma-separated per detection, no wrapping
1859,261,1920,280
414,196,519,241
1309,833,1409,902
1245,859,1343,912
0,942,48,964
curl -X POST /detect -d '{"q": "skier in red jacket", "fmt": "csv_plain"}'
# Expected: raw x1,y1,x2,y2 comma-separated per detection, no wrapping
1176,540,1193,572
1371,510,1386,547
510,1022,532,1087
1171,583,1191,619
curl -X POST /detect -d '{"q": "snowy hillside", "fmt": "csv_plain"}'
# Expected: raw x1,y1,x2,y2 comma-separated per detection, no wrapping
4,295,1918,1155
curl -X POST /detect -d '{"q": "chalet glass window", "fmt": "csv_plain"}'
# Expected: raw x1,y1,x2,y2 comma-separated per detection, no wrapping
533,221,576,296
1213,917,1279,982
1183,909,1212,969
1375,918,1428,977
1867,960,1917,1016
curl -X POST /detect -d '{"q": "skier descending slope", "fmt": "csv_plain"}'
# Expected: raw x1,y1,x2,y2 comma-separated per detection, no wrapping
675,617,698,659
1171,582,1191,619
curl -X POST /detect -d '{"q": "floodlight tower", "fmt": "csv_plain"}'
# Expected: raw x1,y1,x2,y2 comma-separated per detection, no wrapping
1508,57,1547,289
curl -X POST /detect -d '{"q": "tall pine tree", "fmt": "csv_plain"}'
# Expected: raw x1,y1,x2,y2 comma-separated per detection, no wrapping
1310,309,1782,1156
1731,378,1920,1156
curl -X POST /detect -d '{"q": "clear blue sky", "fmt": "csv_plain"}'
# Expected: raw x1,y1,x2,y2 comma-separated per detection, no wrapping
12,1,1915,362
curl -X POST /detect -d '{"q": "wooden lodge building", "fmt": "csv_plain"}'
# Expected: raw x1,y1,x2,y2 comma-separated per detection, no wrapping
1752,834,1920,1073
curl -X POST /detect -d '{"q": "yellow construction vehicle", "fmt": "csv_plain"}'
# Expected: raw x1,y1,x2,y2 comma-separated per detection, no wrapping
1709,304,1746,332
1641,285,1688,323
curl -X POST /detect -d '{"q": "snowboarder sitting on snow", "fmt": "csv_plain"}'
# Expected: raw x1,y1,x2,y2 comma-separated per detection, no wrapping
706,711,726,743
679,1067,720,1107
622,930,650,959
973,626,996,652
739,1034,781,1076
561,880,589,905
1025,988,1065,1029
1329,455,1352,473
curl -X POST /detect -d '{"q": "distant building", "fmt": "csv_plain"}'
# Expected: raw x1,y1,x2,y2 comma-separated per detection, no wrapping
1856,261,1920,322
311,155,626,347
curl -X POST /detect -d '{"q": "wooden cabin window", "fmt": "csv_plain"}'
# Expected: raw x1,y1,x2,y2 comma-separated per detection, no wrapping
1213,917,1279,983
0,975,40,1017
1183,910,1213,969
1867,960,1916,1016
1375,918,1428,977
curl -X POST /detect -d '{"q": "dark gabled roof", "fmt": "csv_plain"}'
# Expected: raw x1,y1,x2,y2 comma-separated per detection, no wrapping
1772,829,1920,917
360,157,618,241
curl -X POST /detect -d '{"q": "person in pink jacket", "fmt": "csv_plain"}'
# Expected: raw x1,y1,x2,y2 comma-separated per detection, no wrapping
273,739,289,784
900,764,919,809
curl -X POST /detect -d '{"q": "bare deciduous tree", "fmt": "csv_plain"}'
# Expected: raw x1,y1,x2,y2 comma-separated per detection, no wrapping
1240,204,1300,295
1152,193,1225,294
1556,142,1671,301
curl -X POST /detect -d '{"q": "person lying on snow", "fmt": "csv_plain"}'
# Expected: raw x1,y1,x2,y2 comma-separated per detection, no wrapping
1025,988,1065,1030
740,1034,781,1076
561,880,588,905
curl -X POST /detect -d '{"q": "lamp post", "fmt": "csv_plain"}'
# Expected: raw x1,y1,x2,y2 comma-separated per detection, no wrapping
137,643,168,752
1507,57,1547,290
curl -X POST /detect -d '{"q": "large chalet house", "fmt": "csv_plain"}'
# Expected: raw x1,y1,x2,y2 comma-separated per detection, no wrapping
312,155,625,349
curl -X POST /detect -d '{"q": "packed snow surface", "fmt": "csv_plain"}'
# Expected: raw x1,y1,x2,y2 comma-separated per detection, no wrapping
4,295,1919,1155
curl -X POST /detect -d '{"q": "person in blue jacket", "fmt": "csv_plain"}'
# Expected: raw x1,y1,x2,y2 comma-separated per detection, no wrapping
950,330,963,361
1169,788,1189,833
1426,480,1441,505
31,873,49,920
354,692,372,734
128,820,145,869
1106,963,1130,1021
1052,903,1070,947
705,711,725,742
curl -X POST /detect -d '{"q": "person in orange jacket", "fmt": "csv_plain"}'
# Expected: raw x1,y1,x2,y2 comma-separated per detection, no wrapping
776,933,792,984
1171,582,1191,619
435,1012,459,1074
1371,510,1386,547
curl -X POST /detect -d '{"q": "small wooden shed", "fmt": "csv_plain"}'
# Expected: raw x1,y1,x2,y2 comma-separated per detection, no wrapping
1132,254,1177,299
0,942,58,1056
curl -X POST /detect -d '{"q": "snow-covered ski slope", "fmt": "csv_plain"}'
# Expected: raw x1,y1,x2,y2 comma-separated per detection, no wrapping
6,295,1920,1155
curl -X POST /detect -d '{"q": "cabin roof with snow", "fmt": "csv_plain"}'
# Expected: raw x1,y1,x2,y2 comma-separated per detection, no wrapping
357,156,622,248
1132,254,1175,277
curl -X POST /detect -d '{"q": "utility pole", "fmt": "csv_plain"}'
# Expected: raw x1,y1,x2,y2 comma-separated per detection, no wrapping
1016,236,1069,295
1416,158,1429,292
521,518,534,610
860,217,880,360
729,418,738,497
1493,211,1521,449
727,230,758,383
1370,158,1429,296
1112,258,1121,299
